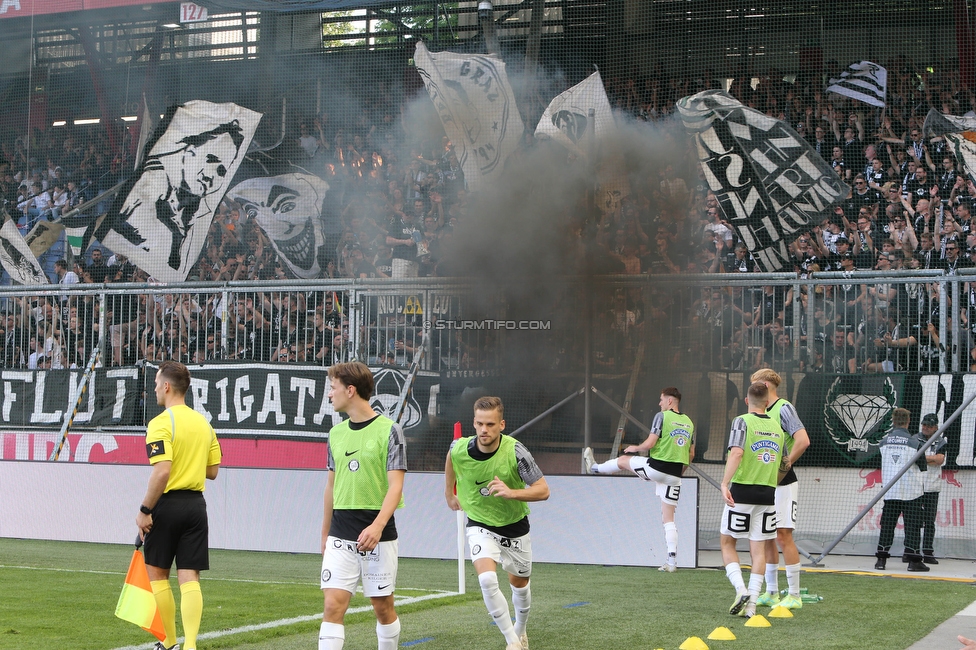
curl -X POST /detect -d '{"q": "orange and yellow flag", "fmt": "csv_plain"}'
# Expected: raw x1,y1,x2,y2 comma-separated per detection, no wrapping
115,549,166,641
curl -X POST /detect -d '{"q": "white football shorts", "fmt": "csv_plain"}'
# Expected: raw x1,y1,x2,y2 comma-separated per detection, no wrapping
721,503,777,541
466,526,532,578
320,536,399,597
627,456,682,506
774,482,798,530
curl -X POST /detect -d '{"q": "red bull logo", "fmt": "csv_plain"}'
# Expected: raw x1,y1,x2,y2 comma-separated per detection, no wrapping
858,468,883,492
942,469,964,488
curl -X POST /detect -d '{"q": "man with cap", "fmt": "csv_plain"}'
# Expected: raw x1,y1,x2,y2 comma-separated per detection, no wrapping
825,236,855,271
919,413,947,565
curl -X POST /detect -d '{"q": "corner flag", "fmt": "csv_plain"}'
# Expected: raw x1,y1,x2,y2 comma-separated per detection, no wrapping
115,549,166,641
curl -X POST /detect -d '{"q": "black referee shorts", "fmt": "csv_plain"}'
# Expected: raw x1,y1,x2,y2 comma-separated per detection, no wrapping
144,490,210,571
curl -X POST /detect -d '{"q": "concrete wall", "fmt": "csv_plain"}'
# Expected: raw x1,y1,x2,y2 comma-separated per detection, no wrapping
0,463,699,568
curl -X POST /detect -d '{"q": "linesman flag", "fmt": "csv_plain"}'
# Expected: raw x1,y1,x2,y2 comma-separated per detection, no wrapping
115,549,166,642
826,61,887,108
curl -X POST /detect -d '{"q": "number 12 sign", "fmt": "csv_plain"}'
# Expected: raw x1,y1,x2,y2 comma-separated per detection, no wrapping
180,2,209,23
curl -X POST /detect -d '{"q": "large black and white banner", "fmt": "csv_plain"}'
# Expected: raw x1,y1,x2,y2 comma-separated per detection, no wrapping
0,217,46,285
97,101,261,283
535,70,615,158
227,173,328,279
677,90,849,271
144,363,438,438
414,41,524,192
0,368,142,428
826,61,887,108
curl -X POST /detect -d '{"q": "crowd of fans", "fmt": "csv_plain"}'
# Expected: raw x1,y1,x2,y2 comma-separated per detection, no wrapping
2,58,976,374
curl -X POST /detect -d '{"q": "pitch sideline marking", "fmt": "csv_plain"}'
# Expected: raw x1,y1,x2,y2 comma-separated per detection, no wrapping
110,591,459,650
0,564,454,590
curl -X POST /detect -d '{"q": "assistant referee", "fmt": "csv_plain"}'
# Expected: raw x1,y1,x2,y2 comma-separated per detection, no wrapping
136,361,221,650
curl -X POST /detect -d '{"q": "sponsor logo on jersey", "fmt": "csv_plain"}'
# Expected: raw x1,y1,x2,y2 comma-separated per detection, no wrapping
756,451,777,464
750,440,780,453
146,442,165,458
345,449,359,456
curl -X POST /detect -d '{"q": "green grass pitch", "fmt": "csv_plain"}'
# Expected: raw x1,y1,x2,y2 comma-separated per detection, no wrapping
1,538,973,649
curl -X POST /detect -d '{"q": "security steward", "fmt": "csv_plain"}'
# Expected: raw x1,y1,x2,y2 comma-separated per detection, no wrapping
136,361,221,650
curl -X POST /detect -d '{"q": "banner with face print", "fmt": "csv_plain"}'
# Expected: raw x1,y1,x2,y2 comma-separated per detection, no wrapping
228,173,328,279
414,41,524,192
96,101,261,283
677,90,849,271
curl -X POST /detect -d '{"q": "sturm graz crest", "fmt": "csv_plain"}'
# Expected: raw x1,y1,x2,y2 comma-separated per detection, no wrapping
823,376,897,462
369,367,424,429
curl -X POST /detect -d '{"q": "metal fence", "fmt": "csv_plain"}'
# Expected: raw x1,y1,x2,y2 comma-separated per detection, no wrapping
1,270,973,376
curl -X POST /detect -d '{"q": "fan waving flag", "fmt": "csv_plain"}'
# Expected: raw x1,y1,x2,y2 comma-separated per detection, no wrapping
826,61,887,108
677,90,849,271
535,70,615,158
115,548,166,642
414,41,524,192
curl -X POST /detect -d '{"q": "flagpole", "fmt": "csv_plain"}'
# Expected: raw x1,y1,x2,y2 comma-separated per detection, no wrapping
453,421,465,594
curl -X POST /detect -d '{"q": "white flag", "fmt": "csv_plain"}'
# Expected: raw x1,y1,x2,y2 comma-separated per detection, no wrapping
826,61,887,108
535,71,615,157
97,100,261,283
0,217,47,285
228,173,328,279
414,42,524,192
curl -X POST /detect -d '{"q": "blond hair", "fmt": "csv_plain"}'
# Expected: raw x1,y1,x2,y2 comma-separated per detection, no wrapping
751,369,782,387
892,407,910,428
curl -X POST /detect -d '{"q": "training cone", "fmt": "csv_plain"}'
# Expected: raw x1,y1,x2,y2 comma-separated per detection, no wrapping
744,614,771,628
707,626,737,640
678,637,709,650
768,605,794,618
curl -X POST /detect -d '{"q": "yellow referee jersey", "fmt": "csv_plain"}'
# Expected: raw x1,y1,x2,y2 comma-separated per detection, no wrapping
146,404,221,492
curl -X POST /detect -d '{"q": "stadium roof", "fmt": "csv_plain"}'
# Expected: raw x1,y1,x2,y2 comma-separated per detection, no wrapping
0,0,406,20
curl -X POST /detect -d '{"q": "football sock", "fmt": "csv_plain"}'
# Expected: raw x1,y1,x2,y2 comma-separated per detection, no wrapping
318,621,344,650
786,563,801,596
150,579,178,649
179,581,203,650
664,522,678,557
748,571,764,599
511,581,531,638
725,562,745,592
765,564,779,594
479,572,519,644
376,618,400,650
593,459,620,474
